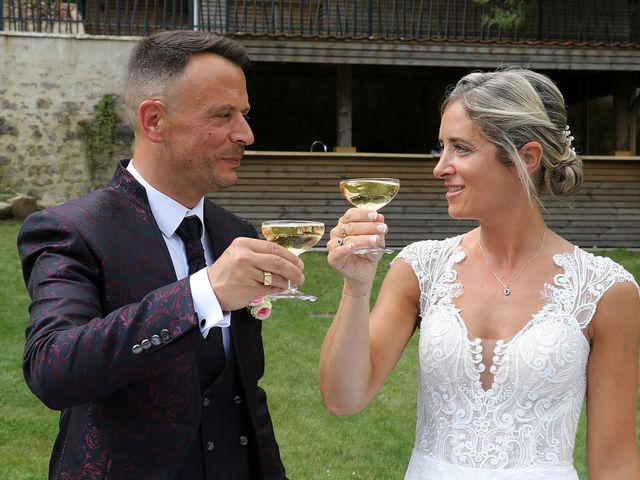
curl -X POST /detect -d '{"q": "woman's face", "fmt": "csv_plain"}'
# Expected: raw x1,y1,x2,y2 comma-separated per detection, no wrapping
434,101,521,221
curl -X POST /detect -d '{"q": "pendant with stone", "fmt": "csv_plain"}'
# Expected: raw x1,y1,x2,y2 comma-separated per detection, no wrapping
503,287,511,296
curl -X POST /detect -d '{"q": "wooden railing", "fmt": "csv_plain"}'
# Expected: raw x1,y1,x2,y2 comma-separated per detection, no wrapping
208,151,640,249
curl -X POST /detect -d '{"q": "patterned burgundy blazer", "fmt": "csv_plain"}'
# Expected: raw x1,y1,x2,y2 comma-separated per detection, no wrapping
18,160,286,480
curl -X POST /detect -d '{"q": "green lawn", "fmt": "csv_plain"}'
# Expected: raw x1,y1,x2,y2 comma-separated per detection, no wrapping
1,219,637,479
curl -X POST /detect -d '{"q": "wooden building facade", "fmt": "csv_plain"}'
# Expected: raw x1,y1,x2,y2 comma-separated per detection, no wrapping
3,1,640,247
4,0,640,155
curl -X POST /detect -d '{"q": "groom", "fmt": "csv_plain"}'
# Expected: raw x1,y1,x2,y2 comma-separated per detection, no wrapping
17,30,304,479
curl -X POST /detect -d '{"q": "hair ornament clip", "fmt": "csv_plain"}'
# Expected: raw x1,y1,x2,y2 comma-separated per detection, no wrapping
563,125,576,153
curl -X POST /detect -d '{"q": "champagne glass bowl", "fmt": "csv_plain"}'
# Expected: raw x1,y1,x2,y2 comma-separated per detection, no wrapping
338,177,400,254
261,220,325,301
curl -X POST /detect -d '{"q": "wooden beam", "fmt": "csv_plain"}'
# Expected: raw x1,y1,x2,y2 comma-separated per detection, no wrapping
336,64,353,148
237,36,640,71
613,73,634,153
628,82,640,155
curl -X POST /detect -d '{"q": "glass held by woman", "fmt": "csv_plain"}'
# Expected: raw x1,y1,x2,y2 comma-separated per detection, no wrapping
338,178,400,254
319,67,640,480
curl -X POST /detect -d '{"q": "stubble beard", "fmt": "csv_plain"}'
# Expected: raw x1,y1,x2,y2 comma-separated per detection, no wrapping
203,153,241,193
206,171,236,192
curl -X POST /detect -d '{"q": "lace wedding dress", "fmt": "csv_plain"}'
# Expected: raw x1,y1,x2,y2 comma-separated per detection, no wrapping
396,236,639,480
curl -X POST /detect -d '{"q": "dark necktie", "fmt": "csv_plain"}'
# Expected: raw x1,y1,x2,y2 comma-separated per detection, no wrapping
176,216,207,274
176,215,226,387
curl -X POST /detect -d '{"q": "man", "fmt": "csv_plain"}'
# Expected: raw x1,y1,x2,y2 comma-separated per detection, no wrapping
17,30,303,479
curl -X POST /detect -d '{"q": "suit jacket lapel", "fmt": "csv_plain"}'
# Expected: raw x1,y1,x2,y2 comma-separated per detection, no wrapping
111,159,177,286
203,200,234,260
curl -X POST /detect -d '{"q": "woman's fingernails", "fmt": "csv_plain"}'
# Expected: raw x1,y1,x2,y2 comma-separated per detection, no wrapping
376,224,388,233
367,211,378,220
370,235,378,244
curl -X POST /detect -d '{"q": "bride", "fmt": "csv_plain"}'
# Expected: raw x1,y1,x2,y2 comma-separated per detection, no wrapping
319,68,640,479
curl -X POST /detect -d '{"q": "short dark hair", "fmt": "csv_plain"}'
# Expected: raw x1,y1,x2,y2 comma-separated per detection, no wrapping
124,30,250,124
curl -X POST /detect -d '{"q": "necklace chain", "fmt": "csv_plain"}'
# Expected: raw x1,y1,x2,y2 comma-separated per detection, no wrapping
477,228,547,296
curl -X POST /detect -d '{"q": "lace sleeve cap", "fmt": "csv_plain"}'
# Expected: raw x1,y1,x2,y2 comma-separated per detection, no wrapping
393,241,421,271
392,238,462,285
556,249,640,329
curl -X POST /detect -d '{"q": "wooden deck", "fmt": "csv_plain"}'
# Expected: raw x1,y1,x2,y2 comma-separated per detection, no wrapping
208,152,640,249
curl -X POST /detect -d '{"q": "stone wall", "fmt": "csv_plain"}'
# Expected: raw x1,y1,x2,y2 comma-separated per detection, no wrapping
0,32,136,207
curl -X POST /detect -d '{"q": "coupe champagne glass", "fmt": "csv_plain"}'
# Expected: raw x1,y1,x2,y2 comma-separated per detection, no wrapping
261,220,325,301
339,177,400,255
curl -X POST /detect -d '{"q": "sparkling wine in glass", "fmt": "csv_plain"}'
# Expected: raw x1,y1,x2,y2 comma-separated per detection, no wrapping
261,220,325,301
339,177,400,254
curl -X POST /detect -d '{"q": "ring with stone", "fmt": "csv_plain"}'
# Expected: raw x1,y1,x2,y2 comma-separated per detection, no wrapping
337,238,344,246
339,224,346,236
263,271,272,286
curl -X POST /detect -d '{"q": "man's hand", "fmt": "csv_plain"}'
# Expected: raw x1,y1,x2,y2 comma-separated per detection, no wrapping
207,237,305,311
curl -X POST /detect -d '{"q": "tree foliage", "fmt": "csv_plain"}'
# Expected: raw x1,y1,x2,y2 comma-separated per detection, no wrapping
472,0,530,31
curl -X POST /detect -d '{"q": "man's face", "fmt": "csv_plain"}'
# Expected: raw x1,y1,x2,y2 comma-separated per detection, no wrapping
161,54,254,201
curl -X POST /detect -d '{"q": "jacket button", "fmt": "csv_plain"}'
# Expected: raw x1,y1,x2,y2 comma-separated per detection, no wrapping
202,397,211,407
141,339,151,350
206,441,215,451
232,395,242,404
160,329,171,341
132,344,143,354
239,436,248,446
150,334,161,346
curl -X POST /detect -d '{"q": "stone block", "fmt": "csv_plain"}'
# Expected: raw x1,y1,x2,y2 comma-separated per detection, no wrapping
9,194,38,219
0,202,12,219
114,123,134,145
0,117,18,136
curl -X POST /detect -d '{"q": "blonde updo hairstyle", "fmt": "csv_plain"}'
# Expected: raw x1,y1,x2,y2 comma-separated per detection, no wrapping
441,68,583,201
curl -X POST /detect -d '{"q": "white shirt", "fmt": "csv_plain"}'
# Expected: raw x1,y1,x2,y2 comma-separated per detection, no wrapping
126,161,231,355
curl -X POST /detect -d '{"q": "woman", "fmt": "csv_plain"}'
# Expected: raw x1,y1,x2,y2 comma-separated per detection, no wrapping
319,68,640,479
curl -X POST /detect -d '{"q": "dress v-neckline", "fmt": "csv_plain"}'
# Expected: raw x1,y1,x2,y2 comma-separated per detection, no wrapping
446,239,580,346
442,239,581,393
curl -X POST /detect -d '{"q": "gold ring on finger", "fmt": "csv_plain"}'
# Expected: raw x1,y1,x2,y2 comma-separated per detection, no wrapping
339,224,346,236
263,271,272,286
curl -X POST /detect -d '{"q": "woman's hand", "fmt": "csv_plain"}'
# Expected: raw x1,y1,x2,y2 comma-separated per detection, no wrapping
326,208,388,287
321,209,417,416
